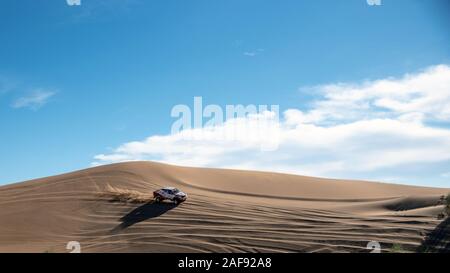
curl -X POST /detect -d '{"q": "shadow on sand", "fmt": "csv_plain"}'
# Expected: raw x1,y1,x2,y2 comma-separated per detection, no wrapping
111,202,177,233
418,217,450,253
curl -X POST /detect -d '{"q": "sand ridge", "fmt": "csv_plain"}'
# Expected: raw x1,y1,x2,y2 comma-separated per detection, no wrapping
0,161,448,253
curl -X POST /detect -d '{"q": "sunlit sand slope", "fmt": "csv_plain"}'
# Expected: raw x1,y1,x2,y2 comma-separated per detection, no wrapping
0,161,448,253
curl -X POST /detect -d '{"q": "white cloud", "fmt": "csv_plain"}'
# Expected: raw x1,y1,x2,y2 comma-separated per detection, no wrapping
93,65,450,182
243,48,264,57
244,52,257,57
12,89,56,110
301,64,450,123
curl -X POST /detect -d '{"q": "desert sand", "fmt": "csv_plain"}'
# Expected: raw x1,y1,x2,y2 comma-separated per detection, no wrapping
0,161,448,253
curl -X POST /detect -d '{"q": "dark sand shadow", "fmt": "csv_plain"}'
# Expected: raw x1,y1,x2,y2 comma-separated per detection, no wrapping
111,202,177,233
418,217,450,253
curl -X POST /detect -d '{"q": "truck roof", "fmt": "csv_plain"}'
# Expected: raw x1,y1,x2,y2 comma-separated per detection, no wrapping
162,187,177,191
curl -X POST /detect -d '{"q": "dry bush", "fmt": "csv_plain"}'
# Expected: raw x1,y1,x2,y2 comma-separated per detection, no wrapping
100,184,152,204
390,243,406,253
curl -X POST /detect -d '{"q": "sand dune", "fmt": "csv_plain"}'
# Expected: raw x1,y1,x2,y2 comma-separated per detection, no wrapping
0,161,448,253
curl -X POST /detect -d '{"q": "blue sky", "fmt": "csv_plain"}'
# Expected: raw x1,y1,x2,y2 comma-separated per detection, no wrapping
0,0,449,187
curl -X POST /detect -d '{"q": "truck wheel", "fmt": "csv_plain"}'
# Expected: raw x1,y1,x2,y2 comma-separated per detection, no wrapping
174,199,179,205
154,196,161,203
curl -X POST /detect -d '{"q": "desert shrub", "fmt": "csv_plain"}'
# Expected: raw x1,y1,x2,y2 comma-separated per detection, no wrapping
437,213,446,220
390,243,405,253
